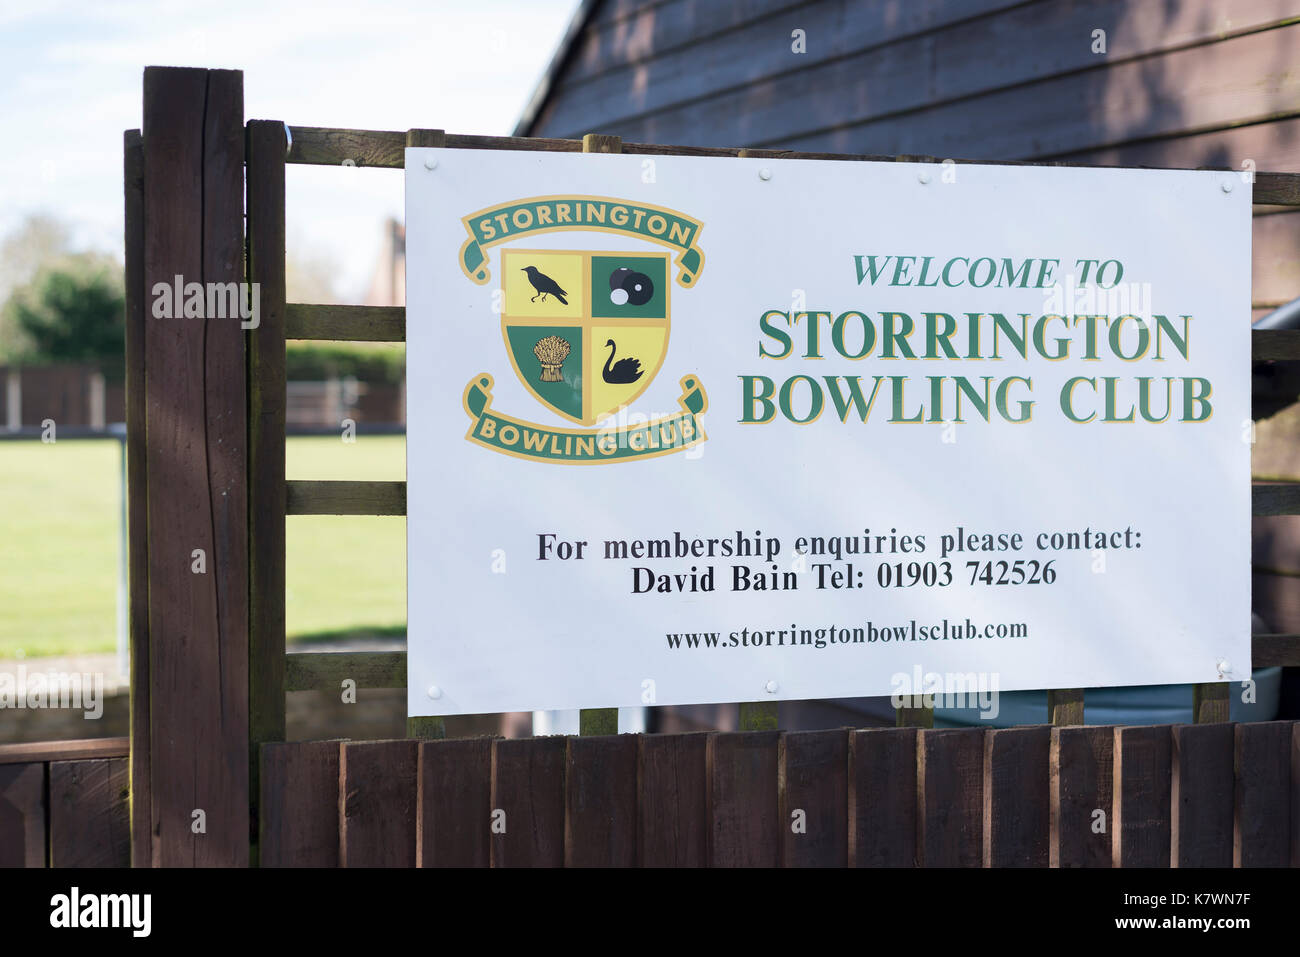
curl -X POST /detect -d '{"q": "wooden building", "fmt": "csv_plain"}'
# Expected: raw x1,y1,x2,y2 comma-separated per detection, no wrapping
516,0,1300,643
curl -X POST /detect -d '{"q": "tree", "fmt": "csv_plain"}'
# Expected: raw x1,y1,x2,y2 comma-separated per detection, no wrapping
0,214,71,304
2,255,124,369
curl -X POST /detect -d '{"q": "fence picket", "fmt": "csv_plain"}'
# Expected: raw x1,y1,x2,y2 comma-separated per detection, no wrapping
339,740,418,867
983,726,1050,867
1050,726,1114,868
47,759,130,868
490,737,566,867
1113,726,1173,867
637,732,708,867
0,764,46,867
779,729,848,867
260,741,340,867
918,728,984,866
1234,721,1294,867
1171,723,1234,867
706,731,779,867
418,738,493,867
566,735,638,866
848,728,917,867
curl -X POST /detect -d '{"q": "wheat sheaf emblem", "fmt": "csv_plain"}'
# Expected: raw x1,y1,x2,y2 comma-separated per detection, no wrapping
533,334,571,383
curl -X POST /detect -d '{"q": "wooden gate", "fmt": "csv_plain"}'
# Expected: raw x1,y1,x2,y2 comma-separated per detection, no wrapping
8,64,1298,868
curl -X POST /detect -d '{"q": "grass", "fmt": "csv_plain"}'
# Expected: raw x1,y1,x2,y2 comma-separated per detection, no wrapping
0,438,121,658
285,435,405,643
0,434,406,659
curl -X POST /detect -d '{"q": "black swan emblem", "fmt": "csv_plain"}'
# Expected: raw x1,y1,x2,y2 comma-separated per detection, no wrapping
602,339,643,384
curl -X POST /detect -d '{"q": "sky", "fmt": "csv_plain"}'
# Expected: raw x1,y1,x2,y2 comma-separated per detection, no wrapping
0,0,581,300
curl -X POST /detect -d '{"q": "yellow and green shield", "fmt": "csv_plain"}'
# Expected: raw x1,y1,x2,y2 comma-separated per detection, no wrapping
501,248,670,426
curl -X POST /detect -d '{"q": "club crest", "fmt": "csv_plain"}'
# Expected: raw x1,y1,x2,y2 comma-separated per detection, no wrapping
456,196,710,464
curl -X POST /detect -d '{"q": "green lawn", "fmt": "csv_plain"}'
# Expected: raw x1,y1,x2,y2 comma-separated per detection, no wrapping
285,436,405,642
0,434,406,658
0,439,121,657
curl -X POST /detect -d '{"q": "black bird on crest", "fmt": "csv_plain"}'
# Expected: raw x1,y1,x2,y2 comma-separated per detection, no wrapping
521,266,569,305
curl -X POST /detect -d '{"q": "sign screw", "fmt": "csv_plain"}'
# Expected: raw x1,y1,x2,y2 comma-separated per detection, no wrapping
765,680,778,693
1221,179,1233,193
424,156,439,171
1216,659,1231,677
758,167,772,181
427,684,443,700
918,170,932,184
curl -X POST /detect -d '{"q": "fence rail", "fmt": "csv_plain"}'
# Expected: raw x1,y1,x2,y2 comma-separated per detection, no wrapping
285,303,404,341
286,479,405,515
279,125,1300,209
282,637,1300,694
0,737,129,765
280,302,1300,361
282,477,1300,520
285,651,405,692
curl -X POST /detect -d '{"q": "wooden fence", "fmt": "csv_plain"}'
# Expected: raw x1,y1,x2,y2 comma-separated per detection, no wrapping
259,723,1299,867
4,723,1296,867
0,364,121,429
0,738,129,867
11,65,1300,868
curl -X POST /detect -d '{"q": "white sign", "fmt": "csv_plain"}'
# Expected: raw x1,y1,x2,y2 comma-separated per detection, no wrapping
405,148,1251,717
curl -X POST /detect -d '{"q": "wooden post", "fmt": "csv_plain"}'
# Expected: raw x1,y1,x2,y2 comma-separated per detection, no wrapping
141,66,249,866
123,128,149,867
895,705,934,729
1193,682,1230,723
1048,688,1084,725
578,132,622,738
739,701,778,730
247,118,288,860
578,708,618,736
